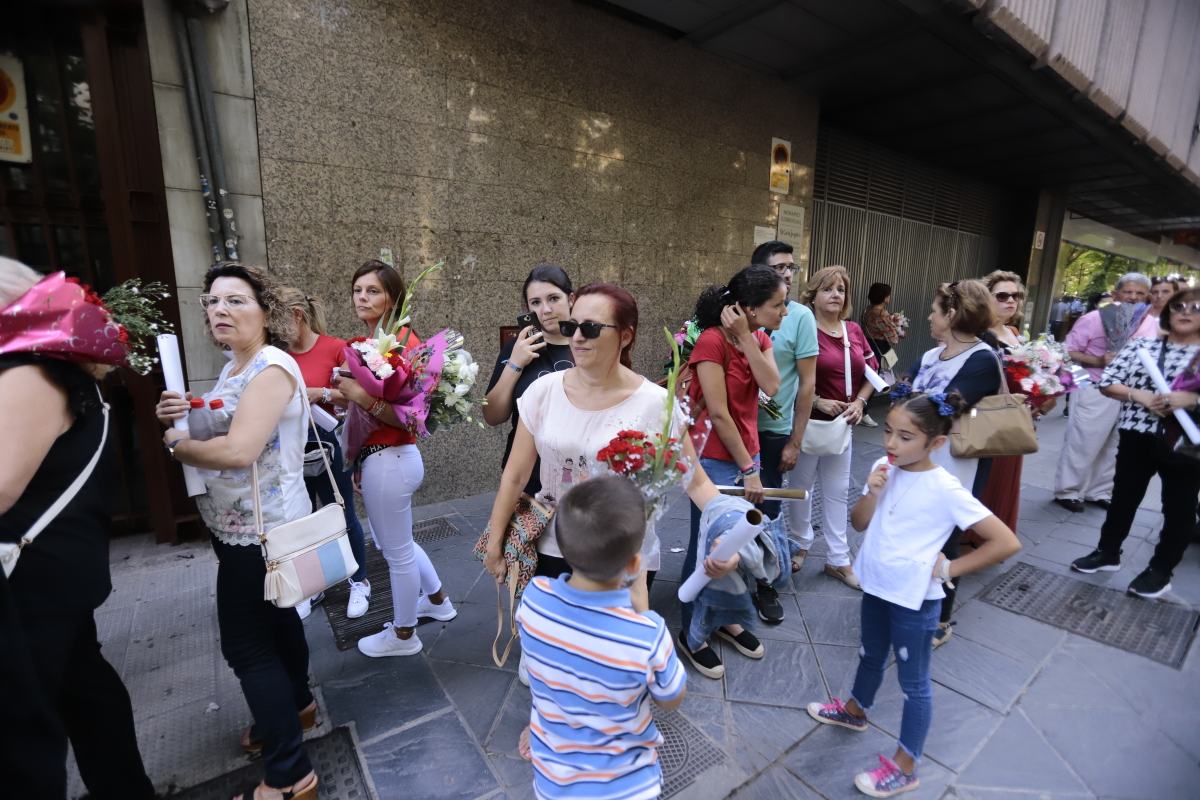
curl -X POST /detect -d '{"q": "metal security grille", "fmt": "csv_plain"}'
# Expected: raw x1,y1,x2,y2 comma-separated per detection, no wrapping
809,127,1010,370
982,562,1200,668
173,727,370,800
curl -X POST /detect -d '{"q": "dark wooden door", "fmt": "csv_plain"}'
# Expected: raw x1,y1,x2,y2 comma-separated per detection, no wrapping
0,3,200,542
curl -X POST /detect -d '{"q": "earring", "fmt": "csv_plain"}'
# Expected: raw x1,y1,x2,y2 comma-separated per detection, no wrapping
751,310,757,317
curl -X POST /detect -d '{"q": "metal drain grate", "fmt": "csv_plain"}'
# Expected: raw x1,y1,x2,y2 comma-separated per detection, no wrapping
981,562,1200,668
171,727,369,799
657,708,729,798
413,515,461,544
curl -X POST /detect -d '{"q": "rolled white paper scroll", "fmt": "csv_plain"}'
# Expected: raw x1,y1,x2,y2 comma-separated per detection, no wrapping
1136,347,1200,446
864,364,891,393
156,334,207,496
677,508,763,603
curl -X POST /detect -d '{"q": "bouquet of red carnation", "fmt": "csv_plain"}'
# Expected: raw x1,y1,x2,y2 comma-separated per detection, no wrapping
596,429,690,522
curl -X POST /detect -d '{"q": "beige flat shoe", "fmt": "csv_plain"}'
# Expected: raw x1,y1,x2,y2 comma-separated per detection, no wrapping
823,563,861,590
791,549,808,573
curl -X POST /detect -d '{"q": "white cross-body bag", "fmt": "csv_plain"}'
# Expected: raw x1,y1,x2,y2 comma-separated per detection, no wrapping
800,322,854,456
1,386,109,578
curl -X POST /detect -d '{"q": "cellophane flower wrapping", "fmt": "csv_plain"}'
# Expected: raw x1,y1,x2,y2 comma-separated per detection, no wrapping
1003,336,1076,406
1171,349,1200,394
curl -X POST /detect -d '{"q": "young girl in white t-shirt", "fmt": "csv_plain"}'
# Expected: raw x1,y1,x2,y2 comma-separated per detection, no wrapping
805,387,1021,798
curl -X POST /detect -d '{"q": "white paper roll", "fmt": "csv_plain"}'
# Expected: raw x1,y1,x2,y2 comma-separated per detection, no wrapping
864,364,891,393
156,334,208,496
677,508,763,603
1135,348,1200,445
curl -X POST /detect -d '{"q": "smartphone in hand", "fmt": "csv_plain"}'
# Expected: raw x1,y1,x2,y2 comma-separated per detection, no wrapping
516,312,539,331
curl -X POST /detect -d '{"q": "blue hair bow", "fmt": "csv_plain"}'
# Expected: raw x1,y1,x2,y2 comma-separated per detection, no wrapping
888,382,913,401
929,392,955,417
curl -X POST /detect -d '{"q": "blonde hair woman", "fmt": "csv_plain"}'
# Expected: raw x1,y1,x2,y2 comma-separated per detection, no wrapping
278,287,371,622
788,266,877,588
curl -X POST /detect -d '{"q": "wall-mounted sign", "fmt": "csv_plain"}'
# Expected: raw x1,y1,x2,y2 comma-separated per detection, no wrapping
1034,231,1045,250
0,54,31,164
776,203,805,246
769,138,791,194
753,225,775,247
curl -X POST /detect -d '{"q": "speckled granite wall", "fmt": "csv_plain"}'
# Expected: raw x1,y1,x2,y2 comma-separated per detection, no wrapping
245,0,819,501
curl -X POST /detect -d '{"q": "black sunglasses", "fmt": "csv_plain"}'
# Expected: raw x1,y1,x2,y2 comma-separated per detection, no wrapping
1169,301,1200,314
993,291,1024,302
559,320,619,339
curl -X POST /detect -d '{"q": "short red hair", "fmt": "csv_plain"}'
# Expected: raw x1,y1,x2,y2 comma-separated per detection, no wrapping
574,283,638,369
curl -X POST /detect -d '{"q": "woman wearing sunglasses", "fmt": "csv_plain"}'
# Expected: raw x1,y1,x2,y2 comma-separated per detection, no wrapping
482,283,737,680
679,264,787,677
970,271,1040,543
1071,287,1200,599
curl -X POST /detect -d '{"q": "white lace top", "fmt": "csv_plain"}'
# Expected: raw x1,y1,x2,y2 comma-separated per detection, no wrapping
195,346,311,546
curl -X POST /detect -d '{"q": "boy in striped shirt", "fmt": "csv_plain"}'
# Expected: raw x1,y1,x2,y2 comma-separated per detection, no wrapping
516,476,687,800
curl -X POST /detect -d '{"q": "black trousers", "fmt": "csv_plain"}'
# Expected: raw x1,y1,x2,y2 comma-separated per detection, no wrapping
758,431,790,521
212,536,314,788
1098,430,1200,576
0,571,154,800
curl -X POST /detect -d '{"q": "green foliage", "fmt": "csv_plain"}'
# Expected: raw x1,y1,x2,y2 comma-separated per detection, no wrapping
1057,243,1153,300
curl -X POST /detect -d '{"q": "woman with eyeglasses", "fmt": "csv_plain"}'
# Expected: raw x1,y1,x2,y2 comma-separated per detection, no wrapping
155,263,318,800
679,265,787,676
482,284,738,679
1071,288,1200,599
332,260,456,659
909,279,1001,647
483,264,575,498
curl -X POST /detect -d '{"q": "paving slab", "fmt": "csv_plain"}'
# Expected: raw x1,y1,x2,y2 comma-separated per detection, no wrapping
928,635,1039,713
797,592,862,646
956,709,1090,795
728,765,821,799
320,654,450,742
723,638,826,709
362,710,498,800
434,660,518,742
869,677,1003,772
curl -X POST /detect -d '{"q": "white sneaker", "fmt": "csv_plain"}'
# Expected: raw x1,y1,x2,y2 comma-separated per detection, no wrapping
860,414,878,428
518,652,530,687
296,599,312,620
357,623,422,657
347,580,371,619
415,593,457,622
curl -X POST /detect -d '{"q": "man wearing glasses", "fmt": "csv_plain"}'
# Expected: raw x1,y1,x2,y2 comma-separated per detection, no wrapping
749,240,818,624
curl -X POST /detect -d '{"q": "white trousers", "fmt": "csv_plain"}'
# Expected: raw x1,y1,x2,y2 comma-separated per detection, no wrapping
1054,385,1120,501
361,445,443,628
786,442,853,567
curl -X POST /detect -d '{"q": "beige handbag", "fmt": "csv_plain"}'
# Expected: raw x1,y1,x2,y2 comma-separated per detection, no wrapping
253,411,358,608
949,352,1038,459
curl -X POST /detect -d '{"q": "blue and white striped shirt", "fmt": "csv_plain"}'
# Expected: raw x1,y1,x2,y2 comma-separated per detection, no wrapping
516,575,685,800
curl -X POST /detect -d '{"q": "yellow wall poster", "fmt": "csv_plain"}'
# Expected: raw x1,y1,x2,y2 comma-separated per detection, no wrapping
0,53,32,164
769,138,791,195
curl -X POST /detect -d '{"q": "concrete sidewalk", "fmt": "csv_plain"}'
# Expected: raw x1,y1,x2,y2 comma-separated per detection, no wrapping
74,411,1200,799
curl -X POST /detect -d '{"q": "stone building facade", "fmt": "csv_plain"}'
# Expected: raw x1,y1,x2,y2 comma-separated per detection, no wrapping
146,0,820,502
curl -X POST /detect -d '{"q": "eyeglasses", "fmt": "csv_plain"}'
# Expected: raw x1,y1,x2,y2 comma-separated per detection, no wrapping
993,291,1024,303
199,293,256,310
559,320,618,339
770,263,796,276
1169,301,1200,314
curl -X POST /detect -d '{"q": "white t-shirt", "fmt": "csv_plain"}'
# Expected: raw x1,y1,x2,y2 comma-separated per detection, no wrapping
852,456,991,610
195,346,312,546
516,371,682,571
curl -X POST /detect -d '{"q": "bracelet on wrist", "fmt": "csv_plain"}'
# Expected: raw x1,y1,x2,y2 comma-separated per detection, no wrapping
368,399,388,418
321,387,332,404
506,360,523,374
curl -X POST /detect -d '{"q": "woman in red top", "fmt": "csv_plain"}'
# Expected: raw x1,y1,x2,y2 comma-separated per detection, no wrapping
280,287,370,623
335,260,456,659
679,264,786,677
789,266,876,589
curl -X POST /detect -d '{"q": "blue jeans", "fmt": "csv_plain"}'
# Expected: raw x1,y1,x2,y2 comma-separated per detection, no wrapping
852,593,941,762
681,456,747,648
304,426,367,582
